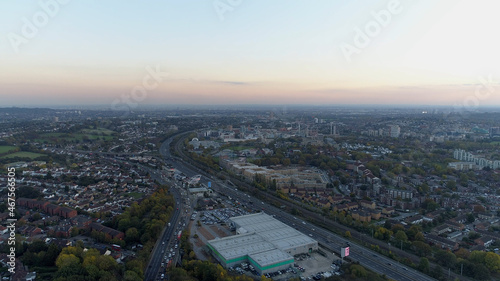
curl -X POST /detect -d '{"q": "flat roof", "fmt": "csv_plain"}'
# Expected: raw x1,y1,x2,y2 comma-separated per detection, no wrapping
188,187,208,193
231,213,317,250
208,213,318,265
248,249,293,268
230,212,276,227
208,232,275,261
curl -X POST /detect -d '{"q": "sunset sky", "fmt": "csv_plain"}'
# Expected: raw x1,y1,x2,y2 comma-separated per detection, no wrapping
1,0,499,107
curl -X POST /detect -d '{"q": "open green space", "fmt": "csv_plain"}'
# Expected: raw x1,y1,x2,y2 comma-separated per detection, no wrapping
0,145,17,154
0,151,46,159
35,132,115,144
126,192,143,199
226,145,258,151
81,128,116,135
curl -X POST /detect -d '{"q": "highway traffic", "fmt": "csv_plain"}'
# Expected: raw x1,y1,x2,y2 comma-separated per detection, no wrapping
50,132,441,281
155,133,437,281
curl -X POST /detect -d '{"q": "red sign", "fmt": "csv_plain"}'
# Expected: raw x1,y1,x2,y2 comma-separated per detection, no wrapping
341,246,350,257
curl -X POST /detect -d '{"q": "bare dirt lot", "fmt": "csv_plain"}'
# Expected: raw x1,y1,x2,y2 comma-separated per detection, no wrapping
210,225,229,238
198,226,215,240
295,250,341,279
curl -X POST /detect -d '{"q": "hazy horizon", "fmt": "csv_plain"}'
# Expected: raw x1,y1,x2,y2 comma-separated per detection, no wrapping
1,0,499,107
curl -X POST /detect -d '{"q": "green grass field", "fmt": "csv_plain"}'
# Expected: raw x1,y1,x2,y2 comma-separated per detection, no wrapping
0,146,17,154
228,146,255,151
81,128,116,135
35,132,114,143
0,151,46,159
127,192,143,199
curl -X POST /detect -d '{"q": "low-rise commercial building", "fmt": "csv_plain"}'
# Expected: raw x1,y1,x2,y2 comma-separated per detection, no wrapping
207,213,318,274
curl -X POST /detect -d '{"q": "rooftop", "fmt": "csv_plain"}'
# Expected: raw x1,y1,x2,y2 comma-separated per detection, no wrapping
248,249,294,268
209,213,317,262
208,232,275,261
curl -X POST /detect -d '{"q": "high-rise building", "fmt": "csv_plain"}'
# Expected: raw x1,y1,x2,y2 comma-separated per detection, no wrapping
330,122,337,135
490,127,500,137
389,125,400,138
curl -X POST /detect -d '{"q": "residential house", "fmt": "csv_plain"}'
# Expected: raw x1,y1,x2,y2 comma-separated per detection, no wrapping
89,223,124,240
426,234,459,250
360,200,376,209
382,207,395,216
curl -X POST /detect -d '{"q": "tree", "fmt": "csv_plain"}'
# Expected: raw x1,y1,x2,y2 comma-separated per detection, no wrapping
32,212,42,221
125,227,139,243
484,252,500,273
435,250,457,268
54,263,88,280
466,213,475,223
454,248,470,259
344,231,352,239
71,227,79,237
419,183,430,194
422,198,439,212
473,263,491,280
28,239,48,253
412,241,431,257
406,224,422,241
96,255,119,272
446,180,456,189
56,253,80,269
418,257,430,273
17,186,41,198
291,208,301,216
414,231,425,242
350,264,367,278
459,174,469,186
391,224,405,233
431,265,443,280
395,230,408,244
374,227,392,241
43,243,61,266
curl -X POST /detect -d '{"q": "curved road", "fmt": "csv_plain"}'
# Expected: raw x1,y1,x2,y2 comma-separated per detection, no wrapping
168,132,441,281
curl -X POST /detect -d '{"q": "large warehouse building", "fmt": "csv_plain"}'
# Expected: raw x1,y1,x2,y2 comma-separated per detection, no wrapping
207,213,318,274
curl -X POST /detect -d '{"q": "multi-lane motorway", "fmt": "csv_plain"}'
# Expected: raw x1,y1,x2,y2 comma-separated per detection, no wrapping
162,133,439,281
198,179,434,281
143,137,186,281
100,133,439,281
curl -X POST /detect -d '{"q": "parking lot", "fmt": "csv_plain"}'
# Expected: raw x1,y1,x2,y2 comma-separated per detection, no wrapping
189,198,346,280
295,250,344,280
199,207,250,225
227,251,344,281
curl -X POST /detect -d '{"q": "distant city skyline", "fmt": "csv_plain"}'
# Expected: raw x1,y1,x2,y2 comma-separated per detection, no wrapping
1,0,499,107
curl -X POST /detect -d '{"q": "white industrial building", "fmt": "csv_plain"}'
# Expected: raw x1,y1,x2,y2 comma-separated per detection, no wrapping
207,213,318,274
188,187,211,197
